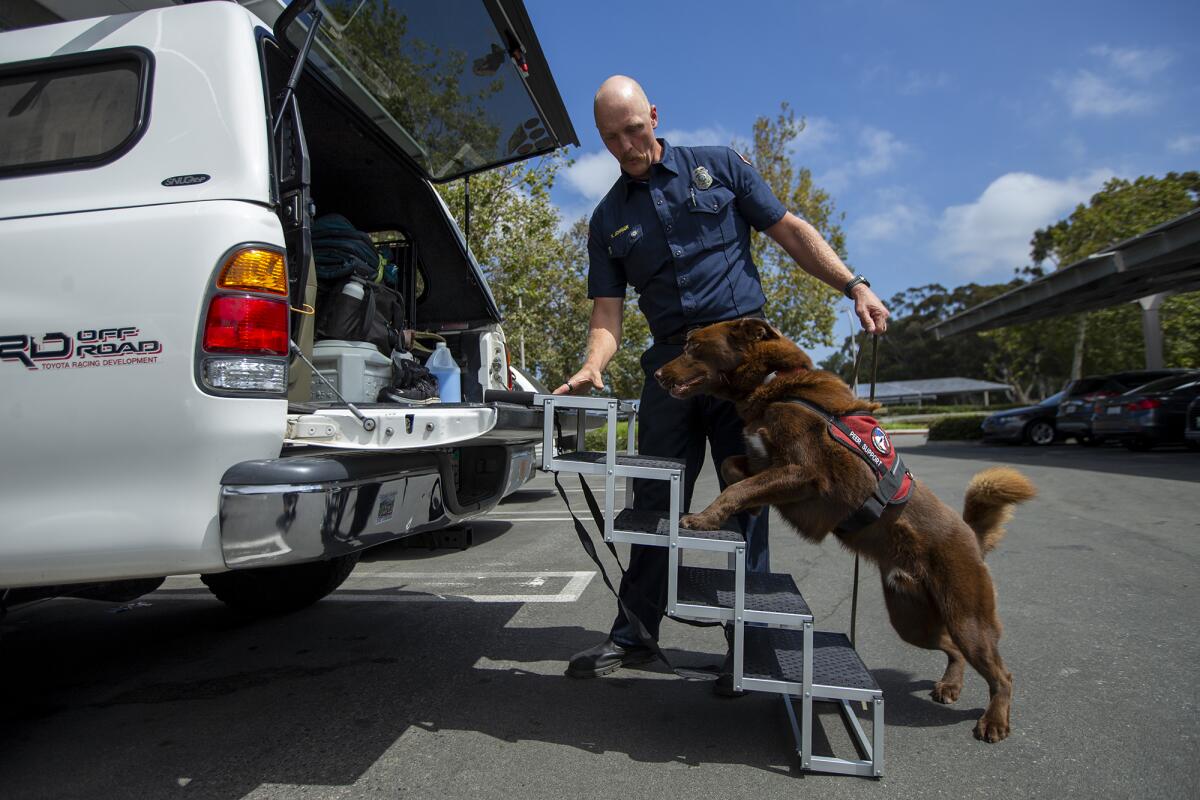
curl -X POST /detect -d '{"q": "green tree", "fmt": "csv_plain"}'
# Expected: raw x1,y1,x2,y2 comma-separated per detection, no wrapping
1028,172,1200,376
821,281,1018,384
436,155,650,398
741,103,845,348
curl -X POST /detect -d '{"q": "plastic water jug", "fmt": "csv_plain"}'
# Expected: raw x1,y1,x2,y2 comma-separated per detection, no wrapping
425,342,461,403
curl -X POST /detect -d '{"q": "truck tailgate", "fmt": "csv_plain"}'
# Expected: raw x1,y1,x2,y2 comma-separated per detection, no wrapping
284,402,548,449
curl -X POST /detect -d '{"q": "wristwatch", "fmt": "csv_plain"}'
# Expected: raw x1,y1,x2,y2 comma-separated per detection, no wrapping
842,275,870,298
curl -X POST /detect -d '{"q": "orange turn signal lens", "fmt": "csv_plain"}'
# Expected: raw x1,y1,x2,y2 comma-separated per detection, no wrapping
218,248,288,295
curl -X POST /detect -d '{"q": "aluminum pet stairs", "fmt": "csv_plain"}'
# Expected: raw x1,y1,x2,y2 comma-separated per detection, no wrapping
539,394,884,778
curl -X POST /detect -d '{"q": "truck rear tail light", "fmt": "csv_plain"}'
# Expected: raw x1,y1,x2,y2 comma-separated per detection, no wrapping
217,248,288,295
203,295,289,355
202,358,287,393
505,344,513,390
1127,398,1161,412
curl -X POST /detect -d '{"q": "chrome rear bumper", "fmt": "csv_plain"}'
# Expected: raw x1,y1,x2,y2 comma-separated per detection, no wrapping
219,453,455,568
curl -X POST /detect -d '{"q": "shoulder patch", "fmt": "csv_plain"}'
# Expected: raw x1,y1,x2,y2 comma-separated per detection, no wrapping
611,224,629,239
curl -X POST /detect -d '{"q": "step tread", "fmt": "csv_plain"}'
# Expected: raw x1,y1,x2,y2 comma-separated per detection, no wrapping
677,566,811,617
614,508,744,542
556,451,685,471
745,628,880,692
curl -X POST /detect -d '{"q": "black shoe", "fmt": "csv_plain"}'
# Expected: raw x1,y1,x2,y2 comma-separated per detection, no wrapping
566,637,655,678
377,353,440,404
713,650,746,698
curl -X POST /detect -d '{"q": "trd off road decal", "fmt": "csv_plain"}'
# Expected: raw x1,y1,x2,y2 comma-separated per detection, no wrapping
0,326,162,371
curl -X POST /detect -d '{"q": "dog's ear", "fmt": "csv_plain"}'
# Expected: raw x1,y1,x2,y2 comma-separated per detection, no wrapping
733,318,779,342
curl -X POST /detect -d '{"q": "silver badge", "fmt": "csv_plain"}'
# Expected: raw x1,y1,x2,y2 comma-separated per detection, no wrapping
692,166,713,190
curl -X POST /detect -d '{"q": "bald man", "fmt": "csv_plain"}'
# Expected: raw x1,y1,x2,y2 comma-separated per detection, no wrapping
557,76,889,692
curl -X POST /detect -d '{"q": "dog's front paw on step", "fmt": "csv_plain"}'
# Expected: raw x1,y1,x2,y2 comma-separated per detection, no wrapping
680,513,719,531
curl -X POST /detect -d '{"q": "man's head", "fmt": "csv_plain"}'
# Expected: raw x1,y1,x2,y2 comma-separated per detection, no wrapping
593,75,661,179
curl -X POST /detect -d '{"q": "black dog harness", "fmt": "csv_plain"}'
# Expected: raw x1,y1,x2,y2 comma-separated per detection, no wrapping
785,397,914,533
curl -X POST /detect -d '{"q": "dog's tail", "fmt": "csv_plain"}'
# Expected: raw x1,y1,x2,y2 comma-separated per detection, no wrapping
962,467,1037,556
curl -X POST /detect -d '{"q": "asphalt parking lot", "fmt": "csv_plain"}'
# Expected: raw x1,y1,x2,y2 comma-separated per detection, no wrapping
1,442,1197,800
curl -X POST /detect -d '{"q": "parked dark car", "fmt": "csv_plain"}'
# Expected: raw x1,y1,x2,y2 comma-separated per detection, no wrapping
1186,397,1200,451
1091,371,1200,450
981,390,1065,445
1057,369,1192,445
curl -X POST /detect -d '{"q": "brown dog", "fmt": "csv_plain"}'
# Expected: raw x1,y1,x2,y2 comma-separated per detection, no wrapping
656,318,1036,743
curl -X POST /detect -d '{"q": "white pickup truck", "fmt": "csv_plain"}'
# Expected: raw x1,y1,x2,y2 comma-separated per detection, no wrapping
0,0,578,615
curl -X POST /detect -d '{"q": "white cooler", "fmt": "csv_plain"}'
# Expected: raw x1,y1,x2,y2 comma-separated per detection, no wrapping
310,340,391,403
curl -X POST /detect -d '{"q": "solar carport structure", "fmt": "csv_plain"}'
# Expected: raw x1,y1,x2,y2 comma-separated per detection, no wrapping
852,377,1013,406
930,208,1200,368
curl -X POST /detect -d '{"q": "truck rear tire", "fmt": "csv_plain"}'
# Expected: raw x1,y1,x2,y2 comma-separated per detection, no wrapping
201,553,359,616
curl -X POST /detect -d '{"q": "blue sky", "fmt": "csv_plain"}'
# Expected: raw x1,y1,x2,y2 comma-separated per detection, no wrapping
524,0,1199,354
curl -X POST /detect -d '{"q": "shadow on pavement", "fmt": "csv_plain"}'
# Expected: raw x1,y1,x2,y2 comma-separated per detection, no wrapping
359,520,515,562
872,668,983,729
0,592,980,799
908,441,1200,483
498,487,559,505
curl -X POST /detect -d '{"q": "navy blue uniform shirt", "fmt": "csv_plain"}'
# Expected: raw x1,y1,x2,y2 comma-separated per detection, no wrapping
587,139,788,340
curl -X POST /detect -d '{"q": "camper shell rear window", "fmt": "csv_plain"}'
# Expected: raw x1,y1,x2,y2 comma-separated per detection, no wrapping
0,47,153,178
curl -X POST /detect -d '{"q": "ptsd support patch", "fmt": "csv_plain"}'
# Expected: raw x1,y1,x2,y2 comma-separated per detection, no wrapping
871,426,891,455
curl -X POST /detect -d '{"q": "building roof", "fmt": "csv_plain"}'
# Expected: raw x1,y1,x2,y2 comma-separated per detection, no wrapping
929,207,1200,338
852,377,1012,400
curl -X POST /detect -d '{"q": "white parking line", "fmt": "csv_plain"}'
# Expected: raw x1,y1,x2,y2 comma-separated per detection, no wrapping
152,571,596,604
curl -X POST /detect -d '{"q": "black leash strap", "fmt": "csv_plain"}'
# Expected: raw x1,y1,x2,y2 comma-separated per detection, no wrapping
849,333,881,648
573,474,719,633
552,472,718,680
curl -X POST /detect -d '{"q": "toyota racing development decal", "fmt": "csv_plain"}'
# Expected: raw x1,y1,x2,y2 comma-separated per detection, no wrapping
0,327,162,371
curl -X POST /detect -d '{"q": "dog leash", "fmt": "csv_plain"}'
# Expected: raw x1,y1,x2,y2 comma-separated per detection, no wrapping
549,411,722,680
849,333,880,648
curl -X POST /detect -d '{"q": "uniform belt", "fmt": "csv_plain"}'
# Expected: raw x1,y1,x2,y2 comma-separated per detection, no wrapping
655,312,765,345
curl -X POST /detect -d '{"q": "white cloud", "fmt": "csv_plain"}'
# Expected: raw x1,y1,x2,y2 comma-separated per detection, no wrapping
1054,70,1152,117
935,169,1113,277
851,187,929,244
860,63,950,95
789,116,837,154
899,69,951,95
816,125,908,192
855,127,907,175
854,204,927,243
1053,45,1171,118
659,125,732,147
1089,45,1173,80
1168,134,1200,154
562,150,620,202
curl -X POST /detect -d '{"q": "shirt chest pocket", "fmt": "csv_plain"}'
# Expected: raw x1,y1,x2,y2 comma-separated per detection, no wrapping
608,224,656,291
686,184,737,250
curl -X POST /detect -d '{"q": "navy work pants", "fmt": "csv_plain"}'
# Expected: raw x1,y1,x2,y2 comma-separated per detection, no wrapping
609,342,770,647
